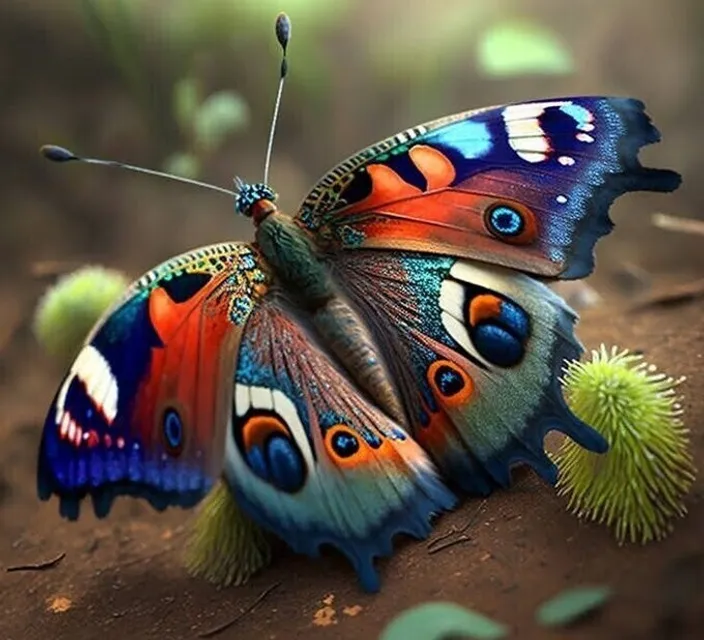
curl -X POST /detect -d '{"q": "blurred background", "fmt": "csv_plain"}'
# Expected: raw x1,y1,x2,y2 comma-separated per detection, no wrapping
0,0,701,523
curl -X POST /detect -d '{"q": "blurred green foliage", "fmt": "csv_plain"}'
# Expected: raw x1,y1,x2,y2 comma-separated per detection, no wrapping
477,20,573,77
78,0,574,177
379,602,508,640
535,586,612,628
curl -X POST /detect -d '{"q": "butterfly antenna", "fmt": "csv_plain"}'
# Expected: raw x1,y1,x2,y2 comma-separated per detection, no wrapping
39,145,237,197
262,12,291,186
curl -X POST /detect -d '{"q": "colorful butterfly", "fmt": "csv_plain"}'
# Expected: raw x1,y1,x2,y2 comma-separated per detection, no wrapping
37,15,681,593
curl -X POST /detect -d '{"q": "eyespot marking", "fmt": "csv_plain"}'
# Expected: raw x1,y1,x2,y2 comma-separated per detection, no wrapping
427,360,474,408
163,408,184,455
484,202,537,245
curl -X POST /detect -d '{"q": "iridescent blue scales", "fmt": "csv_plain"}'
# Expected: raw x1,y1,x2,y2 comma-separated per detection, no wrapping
37,95,680,592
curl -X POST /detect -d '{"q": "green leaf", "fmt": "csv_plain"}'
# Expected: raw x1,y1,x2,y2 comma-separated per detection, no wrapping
194,91,249,151
173,77,200,135
477,20,574,77
163,152,201,179
536,586,613,628
380,602,509,640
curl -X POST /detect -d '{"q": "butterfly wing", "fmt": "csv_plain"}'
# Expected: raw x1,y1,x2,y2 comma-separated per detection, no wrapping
223,296,456,592
329,250,608,495
38,242,271,520
296,97,680,279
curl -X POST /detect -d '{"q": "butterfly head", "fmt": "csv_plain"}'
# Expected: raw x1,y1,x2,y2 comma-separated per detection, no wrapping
234,179,279,224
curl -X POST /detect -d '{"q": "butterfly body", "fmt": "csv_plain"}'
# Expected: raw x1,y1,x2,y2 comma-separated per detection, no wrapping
38,95,681,591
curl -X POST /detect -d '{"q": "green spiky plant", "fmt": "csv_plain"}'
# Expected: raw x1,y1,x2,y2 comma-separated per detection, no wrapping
556,345,697,544
184,480,272,586
33,266,129,364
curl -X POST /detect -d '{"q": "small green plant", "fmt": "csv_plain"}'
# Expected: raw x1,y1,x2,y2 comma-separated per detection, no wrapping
556,345,696,544
535,585,612,628
184,479,271,586
379,602,508,640
476,20,573,77
79,0,251,179
33,266,129,364
164,78,250,178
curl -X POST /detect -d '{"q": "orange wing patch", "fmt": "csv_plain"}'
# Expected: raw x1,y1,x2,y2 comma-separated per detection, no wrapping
408,145,456,189
345,145,456,216
468,294,503,326
133,276,238,459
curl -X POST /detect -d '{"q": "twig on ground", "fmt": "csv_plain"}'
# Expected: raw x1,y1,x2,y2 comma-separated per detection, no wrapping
652,213,704,236
628,278,704,312
428,535,472,555
198,582,281,638
427,499,487,553
6,551,66,572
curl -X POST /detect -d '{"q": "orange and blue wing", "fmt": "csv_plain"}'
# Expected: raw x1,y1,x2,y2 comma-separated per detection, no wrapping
37,243,270,520
224,298,455,592
297,97,680,279
331,249,608,495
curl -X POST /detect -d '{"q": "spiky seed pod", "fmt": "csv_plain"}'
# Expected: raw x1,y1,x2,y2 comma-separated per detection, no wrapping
33,266,129,364
555,345,696,544
184,479,271,587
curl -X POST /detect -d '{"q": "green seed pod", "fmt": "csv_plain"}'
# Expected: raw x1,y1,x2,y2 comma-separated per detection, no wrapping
33,266,129,365
556,345,696,544
184,479,271,587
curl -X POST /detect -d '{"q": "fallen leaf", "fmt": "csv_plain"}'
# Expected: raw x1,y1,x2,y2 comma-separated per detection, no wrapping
313,606,337,627
380,602,508,640
322,594,335,606
47,596,72,613
536,586,612,628
343,605,363,617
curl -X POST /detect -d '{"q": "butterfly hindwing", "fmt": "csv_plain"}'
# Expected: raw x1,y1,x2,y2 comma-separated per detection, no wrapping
38,242,271,520
223,297,456,592
297,96,681,279
330,250,607,495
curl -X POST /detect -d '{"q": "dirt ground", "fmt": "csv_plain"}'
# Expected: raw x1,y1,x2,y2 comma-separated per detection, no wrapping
0,285,702,640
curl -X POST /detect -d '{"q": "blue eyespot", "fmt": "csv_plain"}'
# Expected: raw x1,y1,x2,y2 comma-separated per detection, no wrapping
163,408,183,454
265,435,306,493
331,431,360,458
486,205,525,237
434,365,465,397
472,324,524,367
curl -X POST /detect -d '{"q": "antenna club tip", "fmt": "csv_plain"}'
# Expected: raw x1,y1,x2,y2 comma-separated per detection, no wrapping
41,145,78,163
275,12,291,50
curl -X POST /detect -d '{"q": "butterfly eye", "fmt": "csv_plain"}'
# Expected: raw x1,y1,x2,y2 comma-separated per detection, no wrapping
162,408,184,455
484,202,537,244
427,360,474,407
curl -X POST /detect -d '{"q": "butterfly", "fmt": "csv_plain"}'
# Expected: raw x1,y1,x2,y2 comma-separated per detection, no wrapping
36,15,681,593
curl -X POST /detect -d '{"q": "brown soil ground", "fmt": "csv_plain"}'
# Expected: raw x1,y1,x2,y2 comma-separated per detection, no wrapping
0,288,702,640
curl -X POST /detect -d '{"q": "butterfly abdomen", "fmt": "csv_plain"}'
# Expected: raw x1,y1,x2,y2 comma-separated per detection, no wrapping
312,297,407,425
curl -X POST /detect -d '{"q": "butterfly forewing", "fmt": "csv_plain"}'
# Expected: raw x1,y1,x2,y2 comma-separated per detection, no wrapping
296,96,680,279
37,242,271,520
